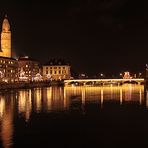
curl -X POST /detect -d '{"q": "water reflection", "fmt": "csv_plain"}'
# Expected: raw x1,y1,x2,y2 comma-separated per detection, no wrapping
0,94,14,148
0,84,146,147
18,90,32,121
146,89,148,108
64,84,144,108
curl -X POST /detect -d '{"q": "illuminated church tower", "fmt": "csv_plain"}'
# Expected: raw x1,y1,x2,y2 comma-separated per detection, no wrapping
0,15,11,58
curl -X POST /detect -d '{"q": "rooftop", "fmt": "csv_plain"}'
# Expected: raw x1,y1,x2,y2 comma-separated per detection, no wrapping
18,56,38,62
0,56,16,60
44,59,70,66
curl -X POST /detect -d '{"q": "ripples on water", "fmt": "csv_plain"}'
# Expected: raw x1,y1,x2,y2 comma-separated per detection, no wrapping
0,84,148,147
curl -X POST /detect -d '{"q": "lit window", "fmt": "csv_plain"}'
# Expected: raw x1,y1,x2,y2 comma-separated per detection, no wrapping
26,65,28,68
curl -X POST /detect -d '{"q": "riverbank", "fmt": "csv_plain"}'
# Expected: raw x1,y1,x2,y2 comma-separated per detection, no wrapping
0,80,64,90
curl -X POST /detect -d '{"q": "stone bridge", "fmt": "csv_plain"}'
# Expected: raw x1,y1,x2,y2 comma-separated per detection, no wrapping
64,78,144,86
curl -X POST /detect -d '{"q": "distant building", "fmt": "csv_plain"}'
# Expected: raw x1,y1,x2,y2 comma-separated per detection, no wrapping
146,64,148,79
18,56,40,81
78,73,88,79
43,59,71,80
123,71,132,79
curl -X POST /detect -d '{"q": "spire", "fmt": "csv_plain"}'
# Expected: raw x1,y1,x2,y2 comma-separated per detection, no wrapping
2,14,10,32
5,14,7,18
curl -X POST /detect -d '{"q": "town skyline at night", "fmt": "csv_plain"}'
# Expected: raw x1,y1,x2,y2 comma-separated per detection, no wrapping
0,1,148,148
0,0,147,76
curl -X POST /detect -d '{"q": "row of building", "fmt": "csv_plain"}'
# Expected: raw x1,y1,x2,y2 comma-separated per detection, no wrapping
0,15,71,82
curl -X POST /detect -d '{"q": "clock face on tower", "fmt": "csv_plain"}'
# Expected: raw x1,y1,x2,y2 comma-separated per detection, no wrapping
2,33,10,40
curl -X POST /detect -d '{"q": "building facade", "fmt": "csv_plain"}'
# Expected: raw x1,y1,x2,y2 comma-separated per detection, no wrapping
0,57,18,82
18,56,40,81
43,59,71,80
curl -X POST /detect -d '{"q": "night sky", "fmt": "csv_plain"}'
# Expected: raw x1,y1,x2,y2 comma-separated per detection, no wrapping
0,0,147,76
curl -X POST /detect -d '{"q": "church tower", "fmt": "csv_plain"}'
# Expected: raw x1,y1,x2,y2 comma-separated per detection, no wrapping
0,15,11,57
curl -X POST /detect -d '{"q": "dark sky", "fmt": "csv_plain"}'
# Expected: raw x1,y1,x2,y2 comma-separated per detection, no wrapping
0,0,147,75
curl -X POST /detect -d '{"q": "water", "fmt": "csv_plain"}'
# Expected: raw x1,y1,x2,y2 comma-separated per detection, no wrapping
0,84,148,147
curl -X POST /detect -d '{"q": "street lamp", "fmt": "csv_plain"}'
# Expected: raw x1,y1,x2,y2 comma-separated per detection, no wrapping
120,73,122,78
100,73,104,79
100,73,103,77
139,73,142,78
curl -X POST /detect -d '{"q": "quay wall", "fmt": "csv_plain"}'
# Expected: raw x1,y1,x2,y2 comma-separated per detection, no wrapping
0,81,64,90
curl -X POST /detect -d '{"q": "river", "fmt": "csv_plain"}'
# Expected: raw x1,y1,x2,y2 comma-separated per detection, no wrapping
0,84,148,147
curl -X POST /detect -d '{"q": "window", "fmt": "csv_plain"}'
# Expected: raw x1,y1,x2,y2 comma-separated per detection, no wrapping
62,70,66,74
50,67,52,69
54,71,56,74
54,67,57,69
50,70,52,74
63,67,65,69
46,71,48,74
59,70,61,74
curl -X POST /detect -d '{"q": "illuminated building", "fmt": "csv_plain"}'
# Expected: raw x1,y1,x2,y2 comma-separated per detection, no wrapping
0,15,18,82
123,71,131,79
18,56,40,81
0,15,11,58
0,57,18,82
43,59,71,80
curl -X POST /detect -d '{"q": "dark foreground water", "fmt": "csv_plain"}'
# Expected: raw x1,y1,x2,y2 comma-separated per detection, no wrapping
0,84,148,147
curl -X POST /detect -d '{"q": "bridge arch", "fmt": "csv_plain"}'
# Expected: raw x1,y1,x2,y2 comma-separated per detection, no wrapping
123,80,138,84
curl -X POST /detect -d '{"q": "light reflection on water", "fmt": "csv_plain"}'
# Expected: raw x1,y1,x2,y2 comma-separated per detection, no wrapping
0,84,146,147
